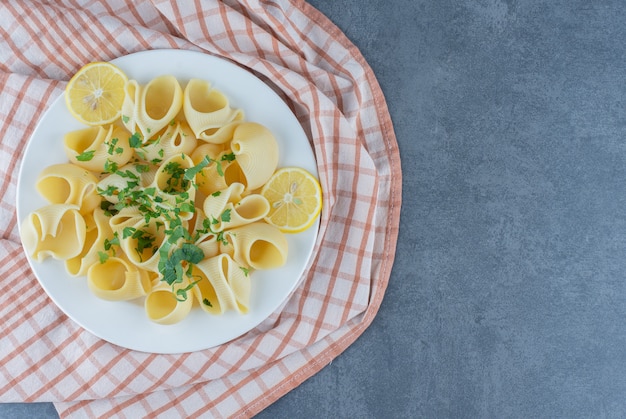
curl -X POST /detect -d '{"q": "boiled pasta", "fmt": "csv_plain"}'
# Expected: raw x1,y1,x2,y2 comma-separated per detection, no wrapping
21,204,86,262
183,78,244,142
87,255,152,301
122,75,183,139
119,217,170,273
226,122,279,190
145,280,194,325
36,163,100,215
20,69,320,326
64,124,134,172
220,222,288,270
202,182,270,232
192,253,250,314
140,120,197,162
65,207,113,276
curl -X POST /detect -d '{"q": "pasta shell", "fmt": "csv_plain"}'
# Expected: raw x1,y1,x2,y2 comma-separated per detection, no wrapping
64,124,134,172
97,162,157,204
202,182,269,231
150,153,196,216
196,238,220,260
183,78,244,143
145,280,193,325
87,255,152,301
65,207,114,277
20,204,86,262
119,218,169,273
122,76,183,140
202,182,243,221
225,122,279,190
185,207,219,257
36,163,100,215
191,143,225,163
108,207,144,238
192,149,233,197
220,222,288,270
140,120,197,162
192,253,250,315
190,143,228,195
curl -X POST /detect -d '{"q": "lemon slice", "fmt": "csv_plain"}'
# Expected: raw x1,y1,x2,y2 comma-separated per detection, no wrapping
261,167,322,233
65,62,128,126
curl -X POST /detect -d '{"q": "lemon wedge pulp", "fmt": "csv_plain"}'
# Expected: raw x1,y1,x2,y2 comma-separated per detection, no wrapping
261,167,322,233
65,61,127,126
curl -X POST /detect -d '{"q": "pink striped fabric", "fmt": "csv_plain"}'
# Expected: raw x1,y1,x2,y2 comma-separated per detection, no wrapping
0,0,401,417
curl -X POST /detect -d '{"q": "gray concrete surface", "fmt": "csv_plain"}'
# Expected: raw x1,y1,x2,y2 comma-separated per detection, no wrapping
5,0,626,417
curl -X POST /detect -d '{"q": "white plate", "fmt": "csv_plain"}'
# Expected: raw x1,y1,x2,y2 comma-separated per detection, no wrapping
16,49,319,354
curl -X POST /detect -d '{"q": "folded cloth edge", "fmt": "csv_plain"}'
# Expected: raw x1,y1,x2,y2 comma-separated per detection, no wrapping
235,1,402,416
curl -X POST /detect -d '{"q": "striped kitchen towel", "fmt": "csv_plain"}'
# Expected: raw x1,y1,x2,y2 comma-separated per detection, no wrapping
0,0,401,417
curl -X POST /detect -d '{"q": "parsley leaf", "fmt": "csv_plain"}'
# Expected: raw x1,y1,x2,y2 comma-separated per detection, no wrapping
129,132,142,148
104,233,120,251
158,242,204,289
105,137,120,155
76,150,96,161
175,279,200,302
104,159,118,174
97,185,118,197
100,200,118,217
216,231,229,246
184,155,211,181
122,226,136,239
179,242,204,264
220,209,232,223
98,251,109,264
135,163,150,173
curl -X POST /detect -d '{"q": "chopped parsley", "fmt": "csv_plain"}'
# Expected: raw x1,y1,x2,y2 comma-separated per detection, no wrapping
162,161,190,194
105,137,124,155
94,146,241,301
98,251,109,264
76,150,96,161
129,132,142,148
220,208,232,223
103,159,118,174
184,153,237,181
158,241,204,289
103,233,120,251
